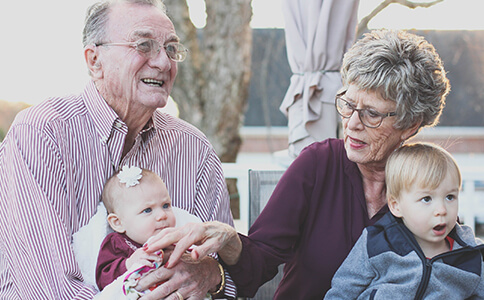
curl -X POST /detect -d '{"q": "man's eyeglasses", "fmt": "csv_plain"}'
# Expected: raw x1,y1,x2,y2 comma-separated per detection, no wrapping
335,93,396,128
96,38,188,62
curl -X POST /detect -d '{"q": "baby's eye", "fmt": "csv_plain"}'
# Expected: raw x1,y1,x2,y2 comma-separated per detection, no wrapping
163,203,170,209
142,207,152,213
420,196,432,203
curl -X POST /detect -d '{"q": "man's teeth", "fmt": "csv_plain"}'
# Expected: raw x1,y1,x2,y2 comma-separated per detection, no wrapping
142,79,163,86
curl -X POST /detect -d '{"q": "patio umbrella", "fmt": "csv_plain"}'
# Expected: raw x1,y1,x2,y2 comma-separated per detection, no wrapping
280,0,360,157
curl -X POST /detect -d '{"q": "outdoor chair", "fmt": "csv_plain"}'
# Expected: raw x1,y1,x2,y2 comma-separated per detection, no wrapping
245,169,285,300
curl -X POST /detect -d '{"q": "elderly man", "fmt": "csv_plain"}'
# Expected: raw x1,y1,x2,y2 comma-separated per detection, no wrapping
0,1,235,299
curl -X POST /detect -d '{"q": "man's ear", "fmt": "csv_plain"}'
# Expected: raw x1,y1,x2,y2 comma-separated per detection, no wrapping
84,45,103,79
107,213,126,233
388,196,403,218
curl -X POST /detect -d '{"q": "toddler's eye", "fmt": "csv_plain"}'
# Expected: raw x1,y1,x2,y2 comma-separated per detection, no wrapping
446,194,456,201
420,196,431,203
142,208,152,213
163,203,170,209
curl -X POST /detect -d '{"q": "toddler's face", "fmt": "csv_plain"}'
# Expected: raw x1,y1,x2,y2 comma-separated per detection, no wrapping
390,169,459,254
115,177,176,245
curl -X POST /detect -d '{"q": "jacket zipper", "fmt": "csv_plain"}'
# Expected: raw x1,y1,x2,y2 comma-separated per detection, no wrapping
397,224,481,300
395,225,429,300
414,245,484,299
391,216,484,299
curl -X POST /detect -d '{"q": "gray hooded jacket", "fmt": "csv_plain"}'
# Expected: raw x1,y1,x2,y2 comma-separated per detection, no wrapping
325,212,484,300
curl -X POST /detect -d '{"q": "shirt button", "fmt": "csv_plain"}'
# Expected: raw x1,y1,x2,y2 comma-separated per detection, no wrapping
115,122,123,128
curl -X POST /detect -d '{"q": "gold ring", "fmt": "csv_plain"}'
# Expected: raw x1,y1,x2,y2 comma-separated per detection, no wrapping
175,291,184,300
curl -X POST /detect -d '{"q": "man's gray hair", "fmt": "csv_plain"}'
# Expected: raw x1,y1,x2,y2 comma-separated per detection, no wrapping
341,29,450,132
82,0,167,47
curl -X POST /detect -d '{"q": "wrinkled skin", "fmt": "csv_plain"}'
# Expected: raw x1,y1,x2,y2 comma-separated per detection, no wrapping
145,221,242,269
138,247,222,300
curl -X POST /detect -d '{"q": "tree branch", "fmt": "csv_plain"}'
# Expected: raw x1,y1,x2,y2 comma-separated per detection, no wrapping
356,0,444,38
394,0,444,9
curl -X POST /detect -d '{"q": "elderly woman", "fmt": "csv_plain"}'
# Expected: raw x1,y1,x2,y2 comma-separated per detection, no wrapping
142,30,450,299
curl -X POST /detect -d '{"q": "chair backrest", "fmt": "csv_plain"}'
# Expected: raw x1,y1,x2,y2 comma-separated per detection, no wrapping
246,169,285,300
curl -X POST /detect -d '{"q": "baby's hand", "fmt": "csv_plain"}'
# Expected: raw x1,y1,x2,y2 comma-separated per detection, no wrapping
126,248,163,270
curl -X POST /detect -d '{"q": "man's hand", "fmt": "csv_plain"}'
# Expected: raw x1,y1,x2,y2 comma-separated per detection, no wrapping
138,253,221,300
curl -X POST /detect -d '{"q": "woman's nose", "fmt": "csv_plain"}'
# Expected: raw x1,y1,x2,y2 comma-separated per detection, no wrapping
346,110,364,130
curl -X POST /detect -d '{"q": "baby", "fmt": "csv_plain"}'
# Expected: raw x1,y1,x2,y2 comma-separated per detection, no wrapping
325,143,484,299
96,166,176,291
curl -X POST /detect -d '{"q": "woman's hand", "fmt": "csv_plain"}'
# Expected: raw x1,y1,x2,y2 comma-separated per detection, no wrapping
137,254,220,300
145,221,242,267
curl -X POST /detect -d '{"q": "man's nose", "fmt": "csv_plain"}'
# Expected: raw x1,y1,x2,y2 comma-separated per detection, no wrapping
149,47,173,71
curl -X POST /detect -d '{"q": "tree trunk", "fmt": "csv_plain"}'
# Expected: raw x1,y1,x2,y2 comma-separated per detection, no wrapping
165,0,253,164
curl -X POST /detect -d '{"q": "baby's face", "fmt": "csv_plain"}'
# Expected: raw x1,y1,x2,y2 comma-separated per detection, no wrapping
115,177,176,245
390,169,459,255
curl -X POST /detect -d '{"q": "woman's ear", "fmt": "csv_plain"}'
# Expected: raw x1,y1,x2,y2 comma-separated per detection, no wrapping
388,196,403,218
107,213,126,233
401,119,422,141
84,45,103,79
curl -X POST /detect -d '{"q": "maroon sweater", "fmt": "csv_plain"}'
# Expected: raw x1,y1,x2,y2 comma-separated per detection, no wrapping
96,232,142,290
226,139,388,299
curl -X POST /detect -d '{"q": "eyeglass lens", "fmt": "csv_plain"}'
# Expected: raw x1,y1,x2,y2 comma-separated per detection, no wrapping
335,97,384,128
136,39,187,62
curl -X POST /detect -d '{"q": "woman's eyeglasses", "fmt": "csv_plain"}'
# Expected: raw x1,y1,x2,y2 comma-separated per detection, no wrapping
335,94,396,128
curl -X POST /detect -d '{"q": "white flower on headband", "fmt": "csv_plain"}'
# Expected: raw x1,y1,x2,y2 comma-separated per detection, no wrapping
117,166,142,187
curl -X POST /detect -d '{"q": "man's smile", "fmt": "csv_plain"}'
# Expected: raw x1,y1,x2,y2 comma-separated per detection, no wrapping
142,78,164,87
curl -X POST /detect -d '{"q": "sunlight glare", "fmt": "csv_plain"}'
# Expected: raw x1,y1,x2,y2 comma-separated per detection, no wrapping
187,0,206,28
359,0,484,30
2,0,484,105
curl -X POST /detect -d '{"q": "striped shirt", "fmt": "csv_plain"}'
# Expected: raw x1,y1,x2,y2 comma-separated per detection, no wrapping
0,81,235,299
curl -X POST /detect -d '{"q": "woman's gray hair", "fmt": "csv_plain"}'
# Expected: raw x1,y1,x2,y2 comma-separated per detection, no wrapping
341,30,450,132
82,0,167,47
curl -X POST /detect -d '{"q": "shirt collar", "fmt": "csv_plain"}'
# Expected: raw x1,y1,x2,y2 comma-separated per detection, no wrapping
139,116,156,144
83,80,158,145
82,80,121,143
